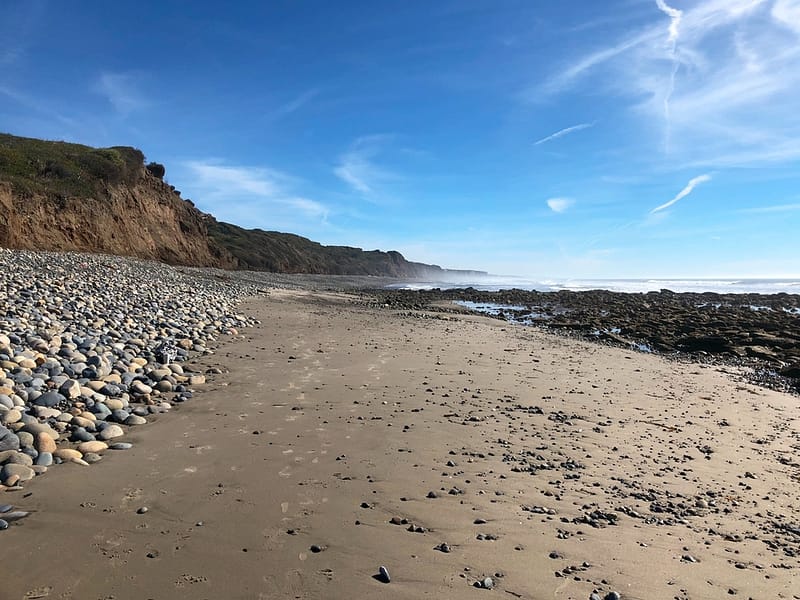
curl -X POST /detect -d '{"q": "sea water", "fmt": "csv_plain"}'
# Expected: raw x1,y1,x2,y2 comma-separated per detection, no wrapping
387,277,800,295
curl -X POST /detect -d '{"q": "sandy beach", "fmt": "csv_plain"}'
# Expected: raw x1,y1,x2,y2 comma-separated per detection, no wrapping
3,288,799,600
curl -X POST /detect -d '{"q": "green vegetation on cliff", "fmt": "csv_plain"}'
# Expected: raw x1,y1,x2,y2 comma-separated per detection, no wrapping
0,133,144,198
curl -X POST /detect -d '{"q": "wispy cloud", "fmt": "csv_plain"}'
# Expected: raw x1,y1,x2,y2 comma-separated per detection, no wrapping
539,0,800,167
534,122,595,145
92,72,149,115
650,173,712,213
271,88,320,119
547,197,575,213
183,161,328,222
655,0,683,150
334,135,397,195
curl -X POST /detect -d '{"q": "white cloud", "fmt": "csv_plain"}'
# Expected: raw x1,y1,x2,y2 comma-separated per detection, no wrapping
183,161,328,221
534,122,595,145
772,0,800,34
539,0,800,167
650,173,712,213
334,135,397,195
547,197,575,213
92,72,148,115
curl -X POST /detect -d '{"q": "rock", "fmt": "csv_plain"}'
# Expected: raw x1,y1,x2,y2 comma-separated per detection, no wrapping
20,422,58,439
98,424,124,440
0,409,22,425
137,506,148,514
0,426,20,451
103,398,125,411
33,391,65,408
53,448,82,461
1,463,35,483
189,374,206,386
59,379,81,399
310,544,326,553
34,431,57,454
0,519,7,530
82,452,103,464
604,593,621,600
5,451,33,466
77,441,108,454
70,428,95,443
130,381,153,396
109,442,133,450
481,577,494,590
125,414,147,426
35,452,53,466
377,565,391,583
16,431,34,448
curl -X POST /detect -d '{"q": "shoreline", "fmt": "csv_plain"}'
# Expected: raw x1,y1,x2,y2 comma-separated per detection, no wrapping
1,280,799,598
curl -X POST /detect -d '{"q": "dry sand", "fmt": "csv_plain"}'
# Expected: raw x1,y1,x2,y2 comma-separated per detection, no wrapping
2,290,799,600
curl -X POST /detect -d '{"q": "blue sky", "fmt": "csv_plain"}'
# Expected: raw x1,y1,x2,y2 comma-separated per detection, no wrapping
2,0,799,278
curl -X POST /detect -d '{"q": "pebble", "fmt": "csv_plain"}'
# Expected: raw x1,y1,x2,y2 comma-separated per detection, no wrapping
109,442,133,450
0,249,259,521
377,565,391,583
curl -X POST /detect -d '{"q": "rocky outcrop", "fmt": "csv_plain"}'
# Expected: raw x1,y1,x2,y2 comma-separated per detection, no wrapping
0,176,235,268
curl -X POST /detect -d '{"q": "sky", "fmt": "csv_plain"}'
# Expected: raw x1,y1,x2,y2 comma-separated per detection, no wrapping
2,0,799,278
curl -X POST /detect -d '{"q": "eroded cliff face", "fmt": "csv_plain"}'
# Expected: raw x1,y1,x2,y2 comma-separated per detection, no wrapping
0,170,235,268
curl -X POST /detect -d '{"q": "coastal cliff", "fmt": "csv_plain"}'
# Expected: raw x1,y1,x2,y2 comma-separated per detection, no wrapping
0,133,477,278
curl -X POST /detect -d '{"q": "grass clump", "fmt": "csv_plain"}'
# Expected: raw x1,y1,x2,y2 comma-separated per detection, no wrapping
0,133,145,198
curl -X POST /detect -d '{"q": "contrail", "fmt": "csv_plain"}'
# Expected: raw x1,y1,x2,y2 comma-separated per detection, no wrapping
651,174,712,213
655,0,683,152
534,122,595,145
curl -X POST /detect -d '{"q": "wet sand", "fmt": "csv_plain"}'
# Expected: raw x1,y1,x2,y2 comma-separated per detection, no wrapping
3,289,799,600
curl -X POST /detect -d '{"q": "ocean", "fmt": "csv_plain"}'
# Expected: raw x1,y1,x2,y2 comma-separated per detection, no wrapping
387,277,800,295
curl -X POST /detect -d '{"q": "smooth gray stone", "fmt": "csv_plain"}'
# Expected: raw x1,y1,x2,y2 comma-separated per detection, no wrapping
1,463,35,482
109,442,133,450
0,519,7,530
70,428,95,443
100,384,121,397
0,426,20,451
98,424,124,440
91,403,112,420
0,396,13,409
35,451,53,466
2,510,29,521
125,414,146,426
14,433,34,451
33,391,65,408
0,505,13,513
83,452,102,464
110,409,130,423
